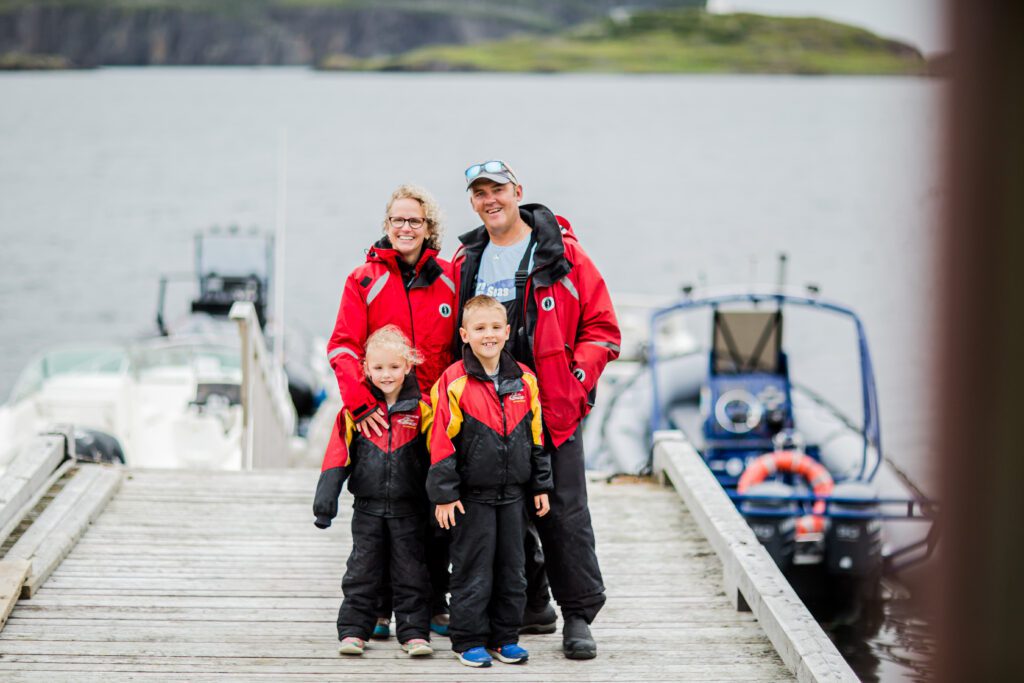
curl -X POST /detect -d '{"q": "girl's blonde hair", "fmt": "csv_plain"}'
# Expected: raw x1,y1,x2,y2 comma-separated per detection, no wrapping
364,325,423,368
383,184,444,251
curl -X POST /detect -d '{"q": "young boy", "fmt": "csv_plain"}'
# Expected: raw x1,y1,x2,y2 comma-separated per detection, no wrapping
426,295,553,668
313,325,433,658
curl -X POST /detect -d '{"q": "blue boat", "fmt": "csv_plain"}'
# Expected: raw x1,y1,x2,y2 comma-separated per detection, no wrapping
587,287,938,618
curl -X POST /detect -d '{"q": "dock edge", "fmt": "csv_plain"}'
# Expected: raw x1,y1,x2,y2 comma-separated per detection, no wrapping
652,430,858,683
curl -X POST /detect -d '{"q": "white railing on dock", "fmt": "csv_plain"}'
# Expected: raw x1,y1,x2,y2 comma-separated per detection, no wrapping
652,430,857,683
230,302,296,470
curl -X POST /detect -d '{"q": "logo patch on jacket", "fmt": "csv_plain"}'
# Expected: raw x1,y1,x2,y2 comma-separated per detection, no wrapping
541,296,555,311
397,415,420,428
439,303,452,317
509,391,526,403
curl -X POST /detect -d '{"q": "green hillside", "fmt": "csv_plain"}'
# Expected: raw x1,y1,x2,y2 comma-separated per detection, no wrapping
323,9,927,75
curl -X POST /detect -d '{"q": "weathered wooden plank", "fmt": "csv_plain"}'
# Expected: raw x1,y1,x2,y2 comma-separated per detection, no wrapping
0,668,791,683
5,466,123,598
0,436,67,546
0,656,789,678
0,560,30,631
0,621,771,643
0,639,782,659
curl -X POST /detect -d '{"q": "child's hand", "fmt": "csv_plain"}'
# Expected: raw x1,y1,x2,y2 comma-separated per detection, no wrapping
435,500,465,529
534,494,550,517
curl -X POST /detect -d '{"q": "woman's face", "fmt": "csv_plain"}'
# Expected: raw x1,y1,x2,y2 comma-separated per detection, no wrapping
386,197,428,264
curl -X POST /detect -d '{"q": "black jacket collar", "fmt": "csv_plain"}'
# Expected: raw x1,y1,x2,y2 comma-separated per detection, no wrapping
370,237,444,288
462,348,524,396
369,368,422,414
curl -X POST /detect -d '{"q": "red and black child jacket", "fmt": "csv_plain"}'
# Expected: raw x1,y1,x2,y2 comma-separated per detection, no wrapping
313,372,431,528
426,348,553,506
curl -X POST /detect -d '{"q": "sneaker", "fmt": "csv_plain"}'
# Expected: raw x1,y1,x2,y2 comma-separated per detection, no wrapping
430,613,450,636
338,636,365,655
401,638,433,657
371,618,390,640
457,646,493,668
562,615,597,660
519,602,557,634
489,642,529,664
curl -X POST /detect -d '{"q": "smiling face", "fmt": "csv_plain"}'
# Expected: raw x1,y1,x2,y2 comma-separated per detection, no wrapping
460,303,510,371
364,346,412,404
385,197,428,264
469,179,524,243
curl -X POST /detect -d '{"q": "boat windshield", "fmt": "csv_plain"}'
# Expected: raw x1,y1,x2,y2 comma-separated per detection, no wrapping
660,303,866,432
133,342,241,375
8,347,129,403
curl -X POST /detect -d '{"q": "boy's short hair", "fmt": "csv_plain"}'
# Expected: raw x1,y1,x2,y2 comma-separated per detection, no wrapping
461,295,507,324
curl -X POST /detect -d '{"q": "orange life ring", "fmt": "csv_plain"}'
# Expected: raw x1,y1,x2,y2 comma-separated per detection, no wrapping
736,450,834,537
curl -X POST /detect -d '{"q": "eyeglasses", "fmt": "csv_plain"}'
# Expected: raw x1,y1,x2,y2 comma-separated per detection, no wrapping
387,216,427,229
465,160,518,185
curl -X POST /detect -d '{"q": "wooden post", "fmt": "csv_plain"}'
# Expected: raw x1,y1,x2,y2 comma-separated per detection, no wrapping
937,2,1024,681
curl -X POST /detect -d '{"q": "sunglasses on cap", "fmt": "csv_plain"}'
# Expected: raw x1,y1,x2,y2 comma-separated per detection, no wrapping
464,160,518,185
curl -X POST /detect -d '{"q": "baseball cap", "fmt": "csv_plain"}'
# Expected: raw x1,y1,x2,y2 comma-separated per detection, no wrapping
465,160,519,189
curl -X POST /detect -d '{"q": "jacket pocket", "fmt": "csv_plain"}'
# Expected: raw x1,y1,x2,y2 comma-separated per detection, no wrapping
534,347,588,430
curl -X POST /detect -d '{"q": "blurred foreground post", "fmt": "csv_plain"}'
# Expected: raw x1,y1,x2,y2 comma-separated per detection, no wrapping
938,2,1024,680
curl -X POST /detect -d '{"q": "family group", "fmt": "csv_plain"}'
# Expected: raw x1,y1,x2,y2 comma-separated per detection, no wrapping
313,160,620,668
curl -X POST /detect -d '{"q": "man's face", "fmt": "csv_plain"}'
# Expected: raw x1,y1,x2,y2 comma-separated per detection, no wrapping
469,179,522,235
459,306,510,365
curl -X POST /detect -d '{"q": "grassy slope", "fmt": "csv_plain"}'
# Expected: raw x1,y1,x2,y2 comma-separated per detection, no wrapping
332,10,926,75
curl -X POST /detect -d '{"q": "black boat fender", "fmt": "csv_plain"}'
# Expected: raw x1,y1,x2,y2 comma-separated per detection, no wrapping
73,428,126,464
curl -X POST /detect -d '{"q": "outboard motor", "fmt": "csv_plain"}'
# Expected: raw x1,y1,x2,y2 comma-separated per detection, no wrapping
740,481,798,572
824,481,882,579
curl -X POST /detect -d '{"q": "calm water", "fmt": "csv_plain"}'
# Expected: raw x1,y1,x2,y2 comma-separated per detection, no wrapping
0,69,942,680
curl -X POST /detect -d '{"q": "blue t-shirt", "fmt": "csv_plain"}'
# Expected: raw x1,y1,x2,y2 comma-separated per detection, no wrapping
474,235,536,303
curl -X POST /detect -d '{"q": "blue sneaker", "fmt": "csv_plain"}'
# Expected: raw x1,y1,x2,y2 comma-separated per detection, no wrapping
371,618,390,640
430,613,450,636
489,643,529,664
457,646,493,668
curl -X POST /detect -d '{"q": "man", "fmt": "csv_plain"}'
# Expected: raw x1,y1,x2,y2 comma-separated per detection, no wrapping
450,159,621,660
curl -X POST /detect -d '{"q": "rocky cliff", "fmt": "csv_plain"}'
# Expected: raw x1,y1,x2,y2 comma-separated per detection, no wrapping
0,1,705,67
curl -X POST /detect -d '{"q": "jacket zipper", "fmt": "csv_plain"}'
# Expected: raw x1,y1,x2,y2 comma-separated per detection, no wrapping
499,384,508,497
404,263,417,345
385,411,393,516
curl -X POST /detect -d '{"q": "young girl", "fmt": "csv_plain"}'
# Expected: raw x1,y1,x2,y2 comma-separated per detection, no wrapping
313,325,433,657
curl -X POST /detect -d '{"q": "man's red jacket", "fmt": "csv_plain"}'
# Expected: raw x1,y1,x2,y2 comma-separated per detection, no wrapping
452,204,621,448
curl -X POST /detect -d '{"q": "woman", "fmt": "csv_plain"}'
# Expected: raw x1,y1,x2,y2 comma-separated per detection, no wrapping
326,184,455,637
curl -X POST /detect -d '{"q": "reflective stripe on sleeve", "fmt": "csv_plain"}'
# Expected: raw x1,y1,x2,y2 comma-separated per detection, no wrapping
328,347,360,361
558,276,579,300
581,340,621,353
439,273,456,294
366,271,391,305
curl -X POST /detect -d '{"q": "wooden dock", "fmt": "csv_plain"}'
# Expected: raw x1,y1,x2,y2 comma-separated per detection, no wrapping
0,468,793,681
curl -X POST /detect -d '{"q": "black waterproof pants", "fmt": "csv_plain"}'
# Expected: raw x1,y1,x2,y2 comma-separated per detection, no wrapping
525,427,606,623
448,499,526,652
337,510,430,643
375,529,450,617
